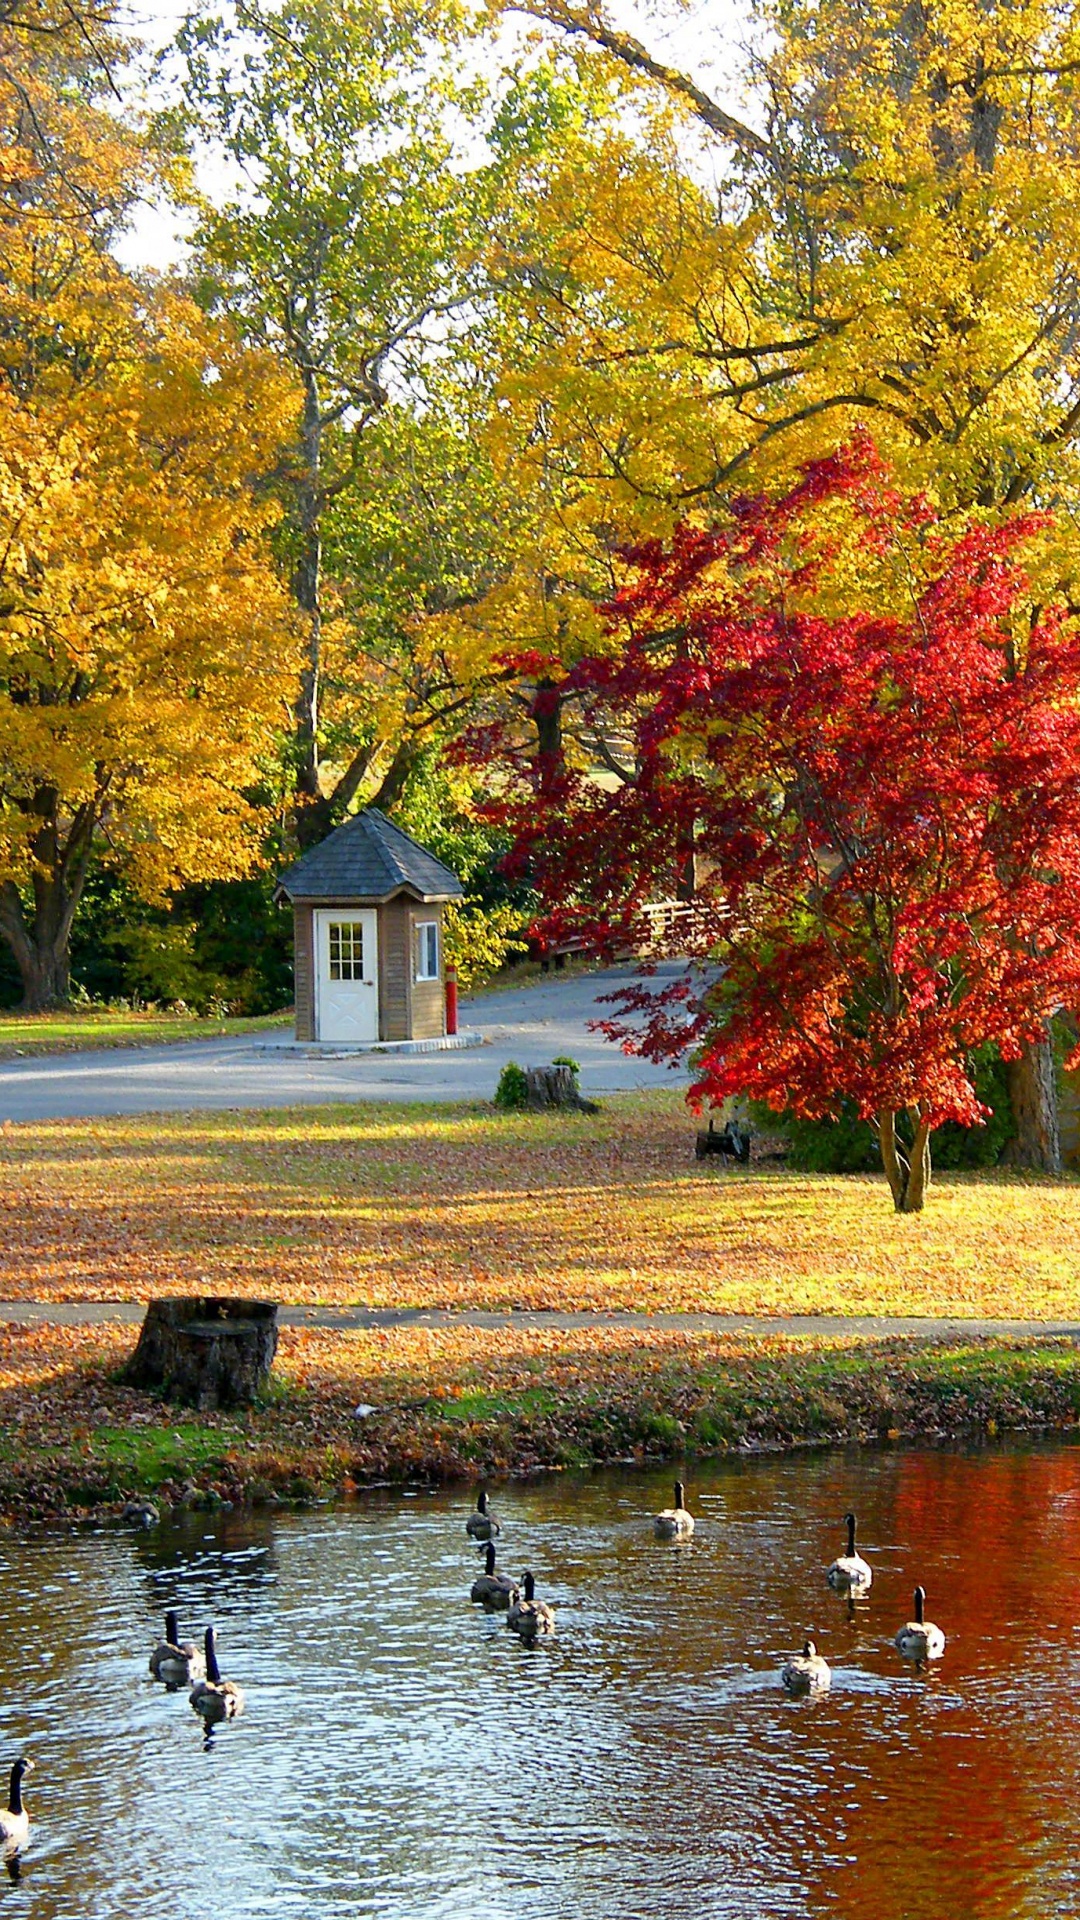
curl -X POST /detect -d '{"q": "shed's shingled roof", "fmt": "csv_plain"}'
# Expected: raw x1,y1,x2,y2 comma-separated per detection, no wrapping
276,807,464,904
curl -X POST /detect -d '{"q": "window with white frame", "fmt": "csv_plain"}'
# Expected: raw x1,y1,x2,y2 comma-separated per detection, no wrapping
328,921,364,981
415,919,439,981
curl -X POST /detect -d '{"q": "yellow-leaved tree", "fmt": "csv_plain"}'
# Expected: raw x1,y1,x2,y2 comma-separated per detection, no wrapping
0,11,295,1007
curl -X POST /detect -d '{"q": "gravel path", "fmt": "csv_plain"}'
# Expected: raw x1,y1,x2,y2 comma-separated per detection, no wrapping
0,1301,1075,1340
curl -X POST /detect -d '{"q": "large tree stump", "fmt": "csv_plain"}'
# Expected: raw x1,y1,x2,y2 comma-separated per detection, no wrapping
124,1297,278,1410
524,1065,600,1112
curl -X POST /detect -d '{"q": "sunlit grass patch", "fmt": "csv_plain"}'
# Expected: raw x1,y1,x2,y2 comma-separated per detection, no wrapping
0,1008,290,1057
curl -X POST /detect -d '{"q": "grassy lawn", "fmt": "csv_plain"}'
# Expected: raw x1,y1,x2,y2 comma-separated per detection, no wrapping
3,1089,1080,1514
2,1089,1080,1318
0,1007,292,1057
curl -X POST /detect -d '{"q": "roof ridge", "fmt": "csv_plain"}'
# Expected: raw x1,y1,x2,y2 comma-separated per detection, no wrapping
362,807,413,888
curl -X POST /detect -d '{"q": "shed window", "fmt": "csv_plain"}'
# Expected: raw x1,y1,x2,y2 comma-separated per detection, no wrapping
415,920,439,981
328,921,365,981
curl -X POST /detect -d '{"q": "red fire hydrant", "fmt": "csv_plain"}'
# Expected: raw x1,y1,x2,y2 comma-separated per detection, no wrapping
445,964,458,1036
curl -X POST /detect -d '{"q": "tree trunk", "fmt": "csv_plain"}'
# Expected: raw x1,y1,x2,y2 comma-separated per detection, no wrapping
877,1108,933,1213
532,677,564,767
368,736,422,814
900,1115,932,1213
1003,1031,1060,1172
293,369,325,849
675,816,697,903
0,793,96,1009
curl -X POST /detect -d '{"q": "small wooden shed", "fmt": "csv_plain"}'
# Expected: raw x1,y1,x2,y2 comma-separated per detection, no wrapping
276,808,464,1045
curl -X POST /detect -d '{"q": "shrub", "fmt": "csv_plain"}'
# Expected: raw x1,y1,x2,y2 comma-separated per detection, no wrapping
754,1046,1015,1172
494,1061,529,1110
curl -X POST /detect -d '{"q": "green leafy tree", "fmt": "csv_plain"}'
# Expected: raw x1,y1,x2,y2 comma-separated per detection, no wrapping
178,0,506,844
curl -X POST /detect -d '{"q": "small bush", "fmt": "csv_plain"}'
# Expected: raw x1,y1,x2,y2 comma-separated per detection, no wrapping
551,1054,581,1077
494,1061,529,1109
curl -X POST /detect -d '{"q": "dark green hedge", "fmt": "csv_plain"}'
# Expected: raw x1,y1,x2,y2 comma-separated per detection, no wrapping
752,1046,1015,1172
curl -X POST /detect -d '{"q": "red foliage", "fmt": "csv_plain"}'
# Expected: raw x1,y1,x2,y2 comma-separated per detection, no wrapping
492,444,1080,1187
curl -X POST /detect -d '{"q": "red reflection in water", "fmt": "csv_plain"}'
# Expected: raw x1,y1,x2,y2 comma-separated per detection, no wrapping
793,1449,1080,1919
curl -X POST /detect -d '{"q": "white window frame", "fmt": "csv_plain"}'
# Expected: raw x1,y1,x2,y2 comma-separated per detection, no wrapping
328,920,365,982
415,919,439,982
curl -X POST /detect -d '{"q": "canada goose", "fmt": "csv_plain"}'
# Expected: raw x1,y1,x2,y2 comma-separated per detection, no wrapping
653,1481,695,1538
895,1586,946,1663
189,1627,245,1728
121,1499,159,1529
470,1542,519,1611
781,1639,831,1695
826,1512,873,1593
507,1569,556,1641
466,1489,501,1541
0,1760,32,1857
150,1610,206,1689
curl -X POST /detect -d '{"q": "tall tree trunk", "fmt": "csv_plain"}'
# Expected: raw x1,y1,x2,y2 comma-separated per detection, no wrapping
531,677,564,767
675,817,697,902
293,369,324,850
0,794,95,1010
1004,1031,1060,1172
368,736,421,814
877,1108,933,1213
878,1108,905,1209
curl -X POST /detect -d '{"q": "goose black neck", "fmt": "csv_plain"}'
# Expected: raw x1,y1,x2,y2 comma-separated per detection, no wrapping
7,1763,25,1816
204,1627,222,1686
165,1610,179,1647
523,1570,535,1602
914,1586,926,1624
845,1513,856,1556
674,1482,685,1509
477,1491,488,1514
484,1543,496,1575
803,1640,816,1658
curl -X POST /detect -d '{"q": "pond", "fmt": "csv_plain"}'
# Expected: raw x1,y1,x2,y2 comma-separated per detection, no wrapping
0,1442,1077,1920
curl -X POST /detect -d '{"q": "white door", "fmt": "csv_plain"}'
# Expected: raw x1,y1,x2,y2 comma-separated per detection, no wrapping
314,909,379,1043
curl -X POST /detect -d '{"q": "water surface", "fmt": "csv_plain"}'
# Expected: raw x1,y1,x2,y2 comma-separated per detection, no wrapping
0,1444,1077,1919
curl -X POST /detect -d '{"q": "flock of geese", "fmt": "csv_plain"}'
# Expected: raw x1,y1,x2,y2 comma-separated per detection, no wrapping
0,1610,244,1869
0,1481,946,1867
465,1480,947,1697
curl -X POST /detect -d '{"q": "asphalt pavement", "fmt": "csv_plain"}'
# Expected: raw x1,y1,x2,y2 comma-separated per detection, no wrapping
0,965,690,1123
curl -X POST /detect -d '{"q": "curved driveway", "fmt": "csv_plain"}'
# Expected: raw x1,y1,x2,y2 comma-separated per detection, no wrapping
0,967,690,1123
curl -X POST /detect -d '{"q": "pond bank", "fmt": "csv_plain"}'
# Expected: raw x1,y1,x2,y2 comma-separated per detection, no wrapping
3,1318,1080,1520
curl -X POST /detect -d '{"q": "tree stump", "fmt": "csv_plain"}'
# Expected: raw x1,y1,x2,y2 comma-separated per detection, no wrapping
524,1065,600,1112
124,1297,278,1410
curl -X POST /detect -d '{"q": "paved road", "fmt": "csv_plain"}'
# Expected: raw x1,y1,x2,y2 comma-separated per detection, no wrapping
0,1302,1075,1340
0,966,689,1123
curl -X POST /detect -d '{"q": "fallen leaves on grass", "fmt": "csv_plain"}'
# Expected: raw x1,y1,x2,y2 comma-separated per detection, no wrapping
1,1095,1079,1318
2,1318,1080,1518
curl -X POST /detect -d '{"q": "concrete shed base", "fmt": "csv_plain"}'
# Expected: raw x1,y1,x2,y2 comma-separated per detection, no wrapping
282,1028,486,1059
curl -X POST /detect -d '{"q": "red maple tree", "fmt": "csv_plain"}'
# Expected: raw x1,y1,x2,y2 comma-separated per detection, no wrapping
497,446,1080,1212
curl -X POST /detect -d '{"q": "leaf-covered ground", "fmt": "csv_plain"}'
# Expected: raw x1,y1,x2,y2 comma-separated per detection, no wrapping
2,1318,1080,1518
2,1092,1080,1317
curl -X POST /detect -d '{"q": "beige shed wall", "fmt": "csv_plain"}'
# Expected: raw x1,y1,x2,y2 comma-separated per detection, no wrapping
378,897,412,1041
409,903,446,1040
